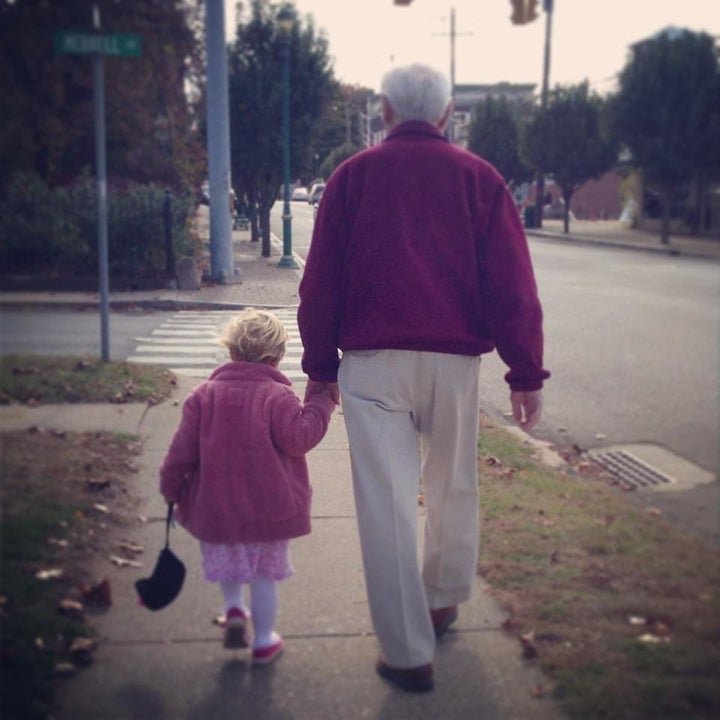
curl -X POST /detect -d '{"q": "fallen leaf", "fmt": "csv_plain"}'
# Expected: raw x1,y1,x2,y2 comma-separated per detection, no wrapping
638,633,671,644
646,507,662,517
118,541,144,556
629,616,646,626
85,479,111,492
92,503,110,514
521,631,538,659
54,662,77,677
58,599,84,619
109,555,142,568
36,568,64,580
69,637,97,664
80,578,112,607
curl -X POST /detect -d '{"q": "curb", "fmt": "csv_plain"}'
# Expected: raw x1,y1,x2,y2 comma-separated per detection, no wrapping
525,229,720,261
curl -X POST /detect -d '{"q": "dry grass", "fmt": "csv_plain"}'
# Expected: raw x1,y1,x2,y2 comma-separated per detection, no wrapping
477,416,720,720
0,354,175,405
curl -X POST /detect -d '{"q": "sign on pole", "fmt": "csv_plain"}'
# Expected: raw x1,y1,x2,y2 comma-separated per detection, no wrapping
54,31,142,58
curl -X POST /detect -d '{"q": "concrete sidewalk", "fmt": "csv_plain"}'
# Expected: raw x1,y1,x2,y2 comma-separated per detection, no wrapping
526,218,720,261
2,381,568,720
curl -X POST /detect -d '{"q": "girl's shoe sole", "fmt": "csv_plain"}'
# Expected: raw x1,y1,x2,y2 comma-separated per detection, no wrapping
223,619,248,649
252,639,284,665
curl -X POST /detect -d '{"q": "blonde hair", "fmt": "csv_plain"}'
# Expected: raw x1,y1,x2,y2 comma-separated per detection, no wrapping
219,309,288,364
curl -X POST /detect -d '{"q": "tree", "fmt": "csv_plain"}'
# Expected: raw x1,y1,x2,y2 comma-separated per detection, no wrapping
0,0,205,193
313,82,373,172
228,0,334,255
523,82,617,233
319,141,360,179
467,95,531,187
612,29,720,243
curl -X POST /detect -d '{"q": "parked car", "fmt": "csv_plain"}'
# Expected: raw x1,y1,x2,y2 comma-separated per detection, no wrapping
291,187,309,202
308,182,325,205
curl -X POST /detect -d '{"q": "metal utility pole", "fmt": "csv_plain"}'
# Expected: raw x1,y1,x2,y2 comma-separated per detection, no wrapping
533,0,553,228
436,8,471,142
205,0,235,282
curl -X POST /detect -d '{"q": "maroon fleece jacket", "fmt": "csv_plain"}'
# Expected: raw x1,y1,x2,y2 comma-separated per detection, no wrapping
298,121,550,392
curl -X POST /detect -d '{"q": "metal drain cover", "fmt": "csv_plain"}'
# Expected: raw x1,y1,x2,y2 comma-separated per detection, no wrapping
589,444,716,492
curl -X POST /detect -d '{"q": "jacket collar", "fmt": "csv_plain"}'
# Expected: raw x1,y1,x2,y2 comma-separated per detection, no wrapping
209,361,292,386
385,121,449,143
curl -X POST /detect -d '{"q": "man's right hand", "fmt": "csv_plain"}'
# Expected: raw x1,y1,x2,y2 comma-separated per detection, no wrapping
510,390,543,432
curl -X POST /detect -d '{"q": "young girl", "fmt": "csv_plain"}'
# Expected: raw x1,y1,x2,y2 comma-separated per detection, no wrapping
160,309,336,664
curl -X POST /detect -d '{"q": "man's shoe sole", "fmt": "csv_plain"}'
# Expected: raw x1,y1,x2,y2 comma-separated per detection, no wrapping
376,659,434,693
431,606,459,639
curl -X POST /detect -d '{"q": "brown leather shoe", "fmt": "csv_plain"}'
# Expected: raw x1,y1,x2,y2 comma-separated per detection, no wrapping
376,658,434,693
430,606,458,639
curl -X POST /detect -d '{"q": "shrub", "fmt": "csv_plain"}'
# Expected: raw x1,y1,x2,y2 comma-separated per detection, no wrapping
0,172,198,278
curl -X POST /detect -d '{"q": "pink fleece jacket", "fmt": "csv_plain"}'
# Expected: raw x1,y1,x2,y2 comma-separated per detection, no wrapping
159,361,335,544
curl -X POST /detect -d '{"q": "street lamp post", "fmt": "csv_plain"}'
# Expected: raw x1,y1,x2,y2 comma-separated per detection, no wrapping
277,6,298,268
533,0,553,229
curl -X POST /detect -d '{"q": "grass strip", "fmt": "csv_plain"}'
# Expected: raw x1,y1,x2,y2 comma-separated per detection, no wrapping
1,428,144,720
0,354,176,405
477,416,720,720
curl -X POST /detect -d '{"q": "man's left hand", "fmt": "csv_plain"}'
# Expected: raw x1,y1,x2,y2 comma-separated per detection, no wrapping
305,379,341,405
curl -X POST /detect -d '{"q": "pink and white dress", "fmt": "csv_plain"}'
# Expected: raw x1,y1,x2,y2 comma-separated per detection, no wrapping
200,540,293,583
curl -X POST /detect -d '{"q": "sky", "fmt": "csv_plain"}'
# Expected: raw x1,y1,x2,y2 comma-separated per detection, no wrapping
226,0,720,95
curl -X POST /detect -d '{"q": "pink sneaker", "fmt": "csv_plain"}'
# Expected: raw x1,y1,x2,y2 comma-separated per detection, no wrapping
252,634,284,665
223,607,248,649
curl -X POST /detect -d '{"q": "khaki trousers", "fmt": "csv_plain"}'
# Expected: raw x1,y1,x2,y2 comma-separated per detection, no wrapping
338,350,481,667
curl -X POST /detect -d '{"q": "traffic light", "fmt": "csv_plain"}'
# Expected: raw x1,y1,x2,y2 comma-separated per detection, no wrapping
510,0,539,25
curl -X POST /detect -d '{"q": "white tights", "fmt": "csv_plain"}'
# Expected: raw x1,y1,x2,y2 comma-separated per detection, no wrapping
220,578,278,649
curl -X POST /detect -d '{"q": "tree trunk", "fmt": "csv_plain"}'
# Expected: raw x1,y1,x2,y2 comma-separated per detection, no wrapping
250,203,259,243
660,183,671,245
562,188,573,234
260,206,271,258
696,173,708,235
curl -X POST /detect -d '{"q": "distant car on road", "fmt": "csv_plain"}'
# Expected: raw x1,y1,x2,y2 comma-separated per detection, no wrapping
308,182,325,205
291,187,309,202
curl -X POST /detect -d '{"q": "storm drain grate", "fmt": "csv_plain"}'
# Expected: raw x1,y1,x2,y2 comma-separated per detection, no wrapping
591,450,675,489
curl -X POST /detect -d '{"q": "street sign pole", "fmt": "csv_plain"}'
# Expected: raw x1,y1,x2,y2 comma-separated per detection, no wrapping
55,10,141,362
93,46,110,362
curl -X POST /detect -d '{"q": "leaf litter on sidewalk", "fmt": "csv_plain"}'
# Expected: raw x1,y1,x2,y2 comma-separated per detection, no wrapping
0,357,172,720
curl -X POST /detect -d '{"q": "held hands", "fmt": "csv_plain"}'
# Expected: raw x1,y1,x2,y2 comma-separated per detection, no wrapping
510,390,543,432
305,379,341,406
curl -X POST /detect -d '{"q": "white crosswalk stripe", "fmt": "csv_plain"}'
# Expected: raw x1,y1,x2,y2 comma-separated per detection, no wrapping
127,308,306,384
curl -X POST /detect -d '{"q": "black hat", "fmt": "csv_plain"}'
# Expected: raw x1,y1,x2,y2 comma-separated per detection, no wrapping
135,546,185,611
135,503,185,611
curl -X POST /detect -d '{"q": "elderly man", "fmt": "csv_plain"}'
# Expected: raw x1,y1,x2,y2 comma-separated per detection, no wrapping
298,63,550,693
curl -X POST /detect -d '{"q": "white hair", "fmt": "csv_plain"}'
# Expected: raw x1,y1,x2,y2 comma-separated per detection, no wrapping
380,64,451,124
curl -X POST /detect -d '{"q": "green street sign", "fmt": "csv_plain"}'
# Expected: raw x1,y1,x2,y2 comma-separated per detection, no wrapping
55,31,142,58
